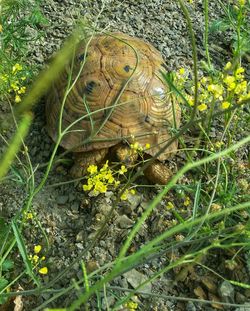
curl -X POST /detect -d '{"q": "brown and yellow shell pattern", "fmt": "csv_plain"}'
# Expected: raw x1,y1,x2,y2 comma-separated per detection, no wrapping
46,32,181,162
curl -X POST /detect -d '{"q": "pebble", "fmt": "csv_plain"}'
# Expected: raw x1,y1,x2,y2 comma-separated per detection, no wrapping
218,280,234,303
117,215,134,229
123,269,152,294
186,301,197,311
56,195,68,205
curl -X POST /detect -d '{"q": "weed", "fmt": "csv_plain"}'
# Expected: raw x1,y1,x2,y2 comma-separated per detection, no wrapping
0,0,249,310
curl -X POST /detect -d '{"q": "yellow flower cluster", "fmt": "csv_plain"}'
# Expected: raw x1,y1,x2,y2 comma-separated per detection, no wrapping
124,301,138,311
83,160,127,195
120,188,136,201
29,244,48,275
83,161,138,200
166,201,174,210
130,142,150,153
183,196,191,207
238,0,246,6
24,211,34,220
0,63,27,103
178,63,249,112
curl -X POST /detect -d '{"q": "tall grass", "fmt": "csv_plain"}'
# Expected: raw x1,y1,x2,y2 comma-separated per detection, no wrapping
0,0,250,310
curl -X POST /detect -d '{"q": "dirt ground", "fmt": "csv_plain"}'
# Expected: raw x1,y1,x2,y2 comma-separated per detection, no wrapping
0,1,249,310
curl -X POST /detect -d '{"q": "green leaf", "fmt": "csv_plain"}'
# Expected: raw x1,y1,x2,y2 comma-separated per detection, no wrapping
11,220,40,286
0,277,8,291
2,259,14,272
209,19,231,33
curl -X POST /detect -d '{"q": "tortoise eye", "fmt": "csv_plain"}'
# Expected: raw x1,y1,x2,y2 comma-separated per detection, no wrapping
78,53,89,62
123,65,131,72
85,81,96,94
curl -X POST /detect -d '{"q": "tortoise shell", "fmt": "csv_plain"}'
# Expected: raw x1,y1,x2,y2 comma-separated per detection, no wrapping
46,32,181,161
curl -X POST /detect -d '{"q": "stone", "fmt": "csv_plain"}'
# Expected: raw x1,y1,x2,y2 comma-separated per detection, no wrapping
117,215,134,229
123,269,152,294
218,280,234,303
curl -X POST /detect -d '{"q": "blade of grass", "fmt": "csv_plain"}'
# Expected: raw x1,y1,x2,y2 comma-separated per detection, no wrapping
11,220,40,286
0,112,33,180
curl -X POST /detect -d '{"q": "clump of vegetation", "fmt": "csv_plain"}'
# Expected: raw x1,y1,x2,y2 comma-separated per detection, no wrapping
0,0,249,310
0,0,48,100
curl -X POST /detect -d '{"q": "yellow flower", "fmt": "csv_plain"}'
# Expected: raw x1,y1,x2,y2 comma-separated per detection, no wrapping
179,68,185,75
145,143,151,149
12,63,22,74
186,95,194,106
100,160,109,172
0,74,8,82
24,211,33,220
215,141,224,148
201,77,208,85
223,75,236,91
184,196,191,207
15,95,21,103
130,189,136,195
234,80,247,95
118,165,127,175
39,267,48,275
238,0,245,5
221,101,230,109
34,245,42,254
121,189,129,201
198,103,207,111
131,142,139,150
166,201,174,210
26,212,33,219
83,184,92,191
18,86,26,94
114,180,120,187
207,84,224,98
224,62,232,70
124,301,138,310
235,67,244,75
238,91,250,103
94,181,107,193
32,255,39,264
11,82,19,92
87,164,98,175
106,173,115,184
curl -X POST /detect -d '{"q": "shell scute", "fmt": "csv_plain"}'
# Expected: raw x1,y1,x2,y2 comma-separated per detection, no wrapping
46,32,181,159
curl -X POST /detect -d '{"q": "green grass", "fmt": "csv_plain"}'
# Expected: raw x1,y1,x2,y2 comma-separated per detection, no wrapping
0,0,250,310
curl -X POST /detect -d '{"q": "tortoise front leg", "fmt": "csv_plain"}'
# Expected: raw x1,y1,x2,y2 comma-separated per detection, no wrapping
143,160,173,185
70,148,108,178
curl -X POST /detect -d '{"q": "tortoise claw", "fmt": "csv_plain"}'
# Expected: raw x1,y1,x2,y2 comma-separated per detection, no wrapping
143,160,172,185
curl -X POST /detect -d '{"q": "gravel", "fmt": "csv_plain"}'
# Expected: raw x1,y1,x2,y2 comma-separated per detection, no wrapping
0,0,249,310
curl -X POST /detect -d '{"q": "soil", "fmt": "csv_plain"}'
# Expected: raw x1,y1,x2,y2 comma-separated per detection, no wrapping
0,1,249,310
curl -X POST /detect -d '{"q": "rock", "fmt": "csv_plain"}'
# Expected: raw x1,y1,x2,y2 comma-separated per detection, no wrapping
71,201,79,212
235,292,247,304
76,230,85,242
123,269,152,294
102,296,115,309
117,215,134,229
201,276,217,294
127,193,141,210
218,280,234,303
56,195,68,205
186,301,197,311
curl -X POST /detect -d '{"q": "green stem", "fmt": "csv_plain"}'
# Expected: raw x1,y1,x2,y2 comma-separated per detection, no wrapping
204,0,212,69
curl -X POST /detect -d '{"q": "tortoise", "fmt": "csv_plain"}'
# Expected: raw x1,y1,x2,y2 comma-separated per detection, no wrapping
46,32,181,184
